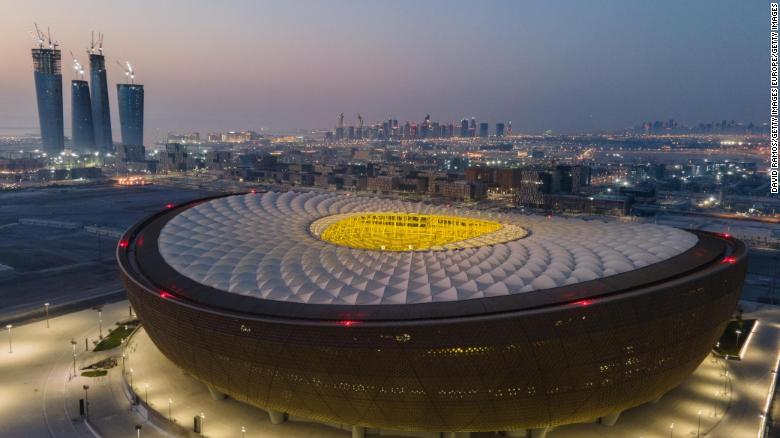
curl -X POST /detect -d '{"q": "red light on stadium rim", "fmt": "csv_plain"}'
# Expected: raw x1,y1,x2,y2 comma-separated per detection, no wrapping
165,203,175,209
118,240,129,248
720,256,737,264
572,299,593,307
338,320,358,327
718,232,732,239
159,290,173,299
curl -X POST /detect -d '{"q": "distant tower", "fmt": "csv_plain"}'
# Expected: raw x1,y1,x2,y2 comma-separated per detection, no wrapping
495,123,505,137
460,119,469,137
31,25,64,154
89,33,113,152
479,122,489,138
116,61,144,146
508,121,512,135
335,113,345,140
70,55,95,153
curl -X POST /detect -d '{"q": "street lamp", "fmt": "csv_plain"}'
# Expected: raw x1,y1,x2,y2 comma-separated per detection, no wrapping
135,424,142,438
144,383,149,404
6,324,12,354
129,368,134,388
697,410,702,437
98,309,103,339
669,422,674,438
241,426,246,438
735,329,742,352
71,339,77,377
168,399,173,421
44,302,50,328
83,385,90,417
199,412,205,436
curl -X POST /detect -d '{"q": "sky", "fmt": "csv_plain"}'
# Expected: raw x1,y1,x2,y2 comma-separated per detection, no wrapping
0,0,767,142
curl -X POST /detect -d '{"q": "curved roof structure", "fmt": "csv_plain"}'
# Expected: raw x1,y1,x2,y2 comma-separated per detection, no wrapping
156,191,698,306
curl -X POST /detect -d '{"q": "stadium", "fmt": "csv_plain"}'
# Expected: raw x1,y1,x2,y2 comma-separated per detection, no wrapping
117,191,747,435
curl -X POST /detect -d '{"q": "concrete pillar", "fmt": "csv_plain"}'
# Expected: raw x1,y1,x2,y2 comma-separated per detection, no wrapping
268,409,286,425
206,384,226,400
529,427,549,438
600,411,621,426
352,425,365,438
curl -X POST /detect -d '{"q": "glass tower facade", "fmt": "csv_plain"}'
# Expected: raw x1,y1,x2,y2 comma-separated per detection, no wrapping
32,48,64,154
71,80,95,153
89,53,113,152
117,84,144,146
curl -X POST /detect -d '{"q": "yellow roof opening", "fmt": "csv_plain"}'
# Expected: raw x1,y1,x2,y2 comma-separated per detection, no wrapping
316,212,525,251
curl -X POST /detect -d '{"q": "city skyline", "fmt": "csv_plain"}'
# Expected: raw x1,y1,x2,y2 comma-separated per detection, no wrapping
0,0,767,144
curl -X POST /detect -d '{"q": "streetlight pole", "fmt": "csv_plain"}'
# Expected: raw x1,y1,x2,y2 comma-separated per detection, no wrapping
144,383,149,404
168,399,173,421
6,324,12,354
669,422,674,438
98,309,103,339
697,410,702,437
735,329,742,353
129,368,134,389
241,426,246,438
199,413,205,436
135,424,142,438
44,302,50,328
71,339,77,377
83,385,90,418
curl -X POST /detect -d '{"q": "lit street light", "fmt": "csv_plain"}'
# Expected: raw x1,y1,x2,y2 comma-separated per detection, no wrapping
6,324,12,353
200,412,205,436
129,368,134,389
144,383,149,403
241,426,246,438
71,339,77,377
83,385,90,417
669,422,674,438
44,302,50,328
697,410,702,437
735,329,743,353
135,424,142,438
168,399,173,421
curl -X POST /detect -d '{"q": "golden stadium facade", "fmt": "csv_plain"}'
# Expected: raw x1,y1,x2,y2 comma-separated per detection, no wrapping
117,191,747,434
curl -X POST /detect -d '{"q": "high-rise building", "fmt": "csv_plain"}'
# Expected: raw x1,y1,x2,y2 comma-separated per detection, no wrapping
495,123,505,137
90,53,113,151
479,122,489,138
469,118,477,137
32,46,64,154
460,119,469,137
117,84,144,146
71,80,95,153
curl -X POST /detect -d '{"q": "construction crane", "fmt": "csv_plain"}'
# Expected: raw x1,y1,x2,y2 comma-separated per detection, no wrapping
117,61,135,84
29,23,57,50
69,51,85,79
88,31,104,55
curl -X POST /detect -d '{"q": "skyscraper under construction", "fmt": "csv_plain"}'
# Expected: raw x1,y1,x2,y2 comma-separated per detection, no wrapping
89,34,113,152
71,79,95,153
117,83,144,146
31,26,64,154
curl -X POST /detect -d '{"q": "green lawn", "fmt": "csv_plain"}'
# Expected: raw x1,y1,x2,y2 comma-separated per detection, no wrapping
93,321,139,352
81,370,108,378
713,319,756,358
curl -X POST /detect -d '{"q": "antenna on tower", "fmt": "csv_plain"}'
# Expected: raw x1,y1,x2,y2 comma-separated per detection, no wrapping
97,32,103,54
69,51,85,79
117,61,135,84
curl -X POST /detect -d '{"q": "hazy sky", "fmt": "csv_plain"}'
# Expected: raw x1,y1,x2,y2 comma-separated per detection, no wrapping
0,0,766,142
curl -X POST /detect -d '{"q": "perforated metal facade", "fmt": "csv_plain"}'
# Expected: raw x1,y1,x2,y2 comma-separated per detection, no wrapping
118,194,747,432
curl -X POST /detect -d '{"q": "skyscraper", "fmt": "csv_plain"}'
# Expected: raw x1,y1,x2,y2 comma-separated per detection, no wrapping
32,41,64,154
71,80,95,153
90,51,113,151
495,123,505,137
460,119,469,137
479,122,489,138
117,84,144,146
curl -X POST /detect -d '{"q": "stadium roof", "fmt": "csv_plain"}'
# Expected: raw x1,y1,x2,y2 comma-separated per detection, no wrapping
155,191,698,306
